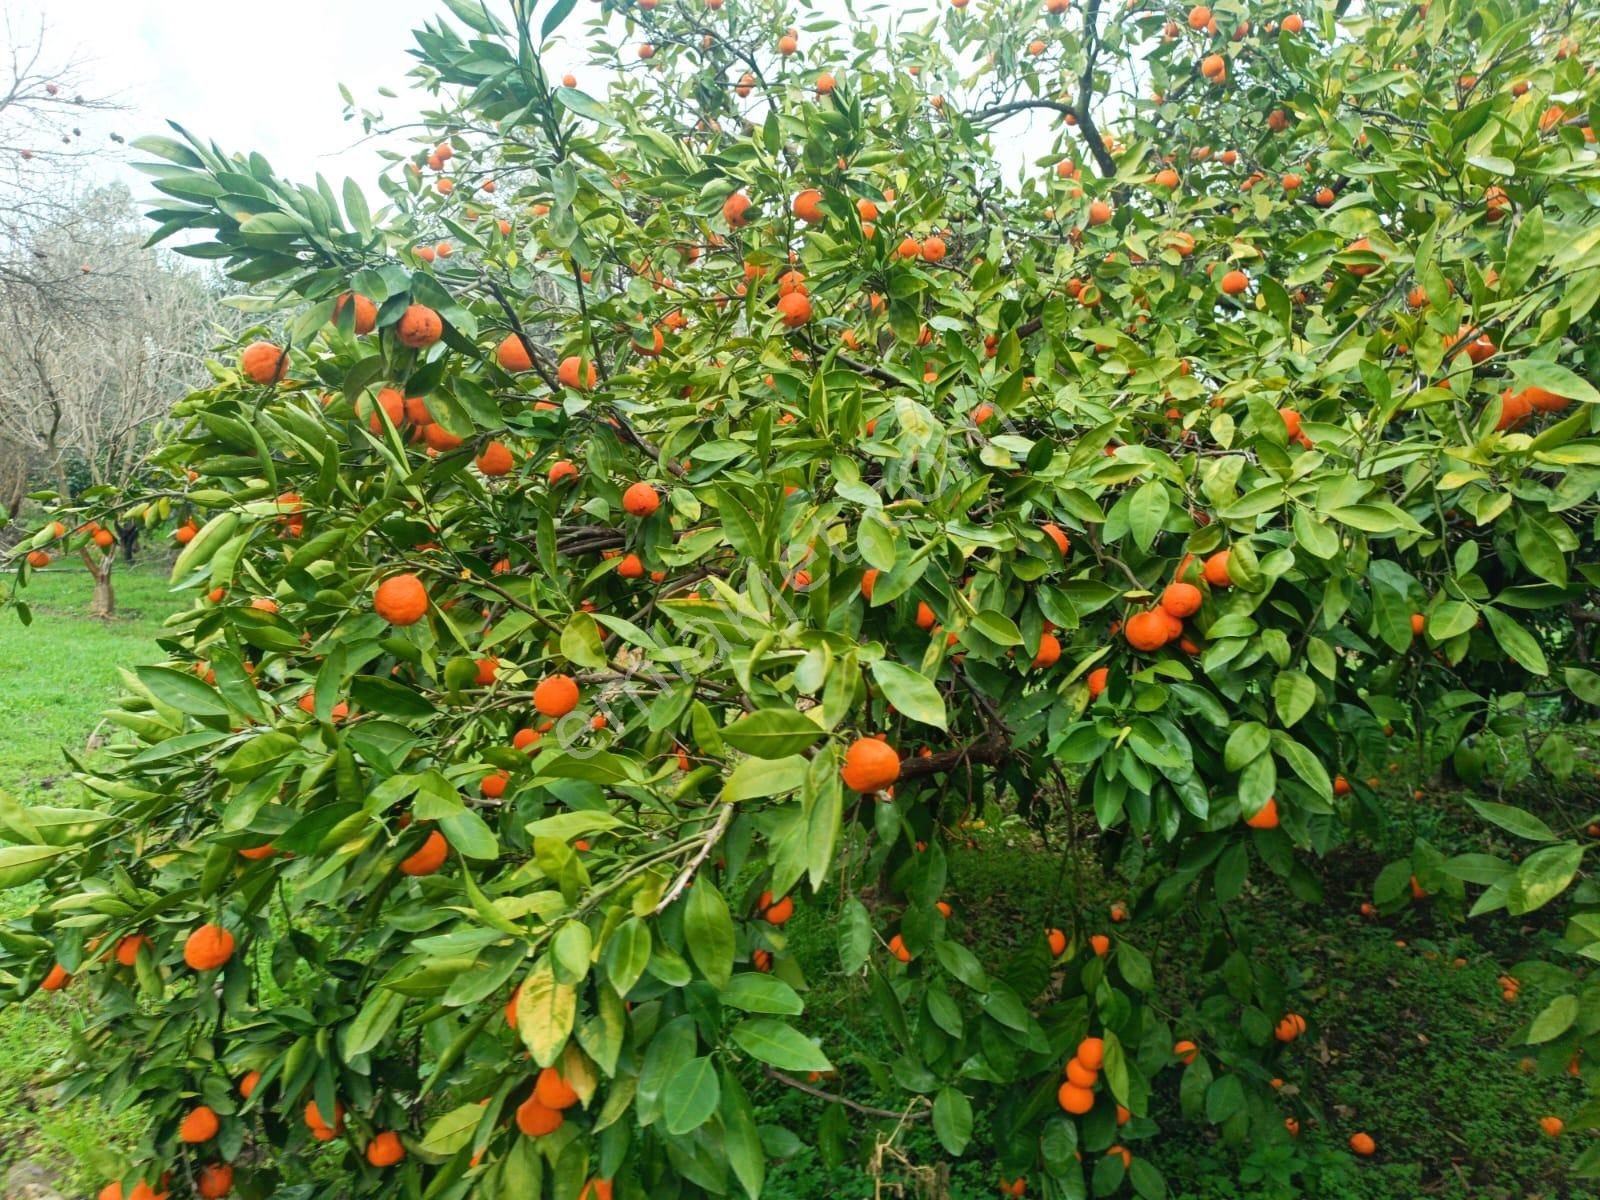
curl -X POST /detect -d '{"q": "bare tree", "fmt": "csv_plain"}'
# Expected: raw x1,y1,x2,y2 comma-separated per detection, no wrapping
0,182,225,614
0,15,124,516
0,14,122,287
0,185,217,485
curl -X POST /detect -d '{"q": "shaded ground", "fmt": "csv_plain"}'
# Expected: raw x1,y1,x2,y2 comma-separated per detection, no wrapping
757,781,1589,1199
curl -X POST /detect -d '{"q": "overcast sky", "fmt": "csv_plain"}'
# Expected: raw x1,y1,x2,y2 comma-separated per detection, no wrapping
6,0,1035,205
8,0,452,189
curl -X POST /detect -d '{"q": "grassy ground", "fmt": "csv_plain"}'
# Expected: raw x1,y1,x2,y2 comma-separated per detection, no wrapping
0,559,176,796
0,557,179,1194
0,557,1590,1197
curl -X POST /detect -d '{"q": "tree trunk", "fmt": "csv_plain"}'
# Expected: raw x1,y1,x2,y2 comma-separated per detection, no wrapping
117,521,139,563
91,563,115,617
80,549,115,618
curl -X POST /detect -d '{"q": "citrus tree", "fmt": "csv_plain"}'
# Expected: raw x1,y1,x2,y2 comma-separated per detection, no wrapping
6,0,1600,1195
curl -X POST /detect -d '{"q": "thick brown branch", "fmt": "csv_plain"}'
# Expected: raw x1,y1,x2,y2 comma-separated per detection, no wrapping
1072,0,1119,180
833,348,901,387
896,735,1011,783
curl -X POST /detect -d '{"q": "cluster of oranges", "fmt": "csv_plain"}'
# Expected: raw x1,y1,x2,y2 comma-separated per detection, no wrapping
1056,1035,1110,1115
1119,558,1225,654
23,517,115,569
1498,972,1523,1004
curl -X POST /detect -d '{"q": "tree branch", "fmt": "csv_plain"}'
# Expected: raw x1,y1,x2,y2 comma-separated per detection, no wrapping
653,803,734,914
761,1067,930,1121
1071,0,1119,180
896,734,1011,784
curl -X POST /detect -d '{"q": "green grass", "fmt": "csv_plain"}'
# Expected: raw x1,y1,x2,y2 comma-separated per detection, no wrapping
0,557,182,1194
0,560,177,798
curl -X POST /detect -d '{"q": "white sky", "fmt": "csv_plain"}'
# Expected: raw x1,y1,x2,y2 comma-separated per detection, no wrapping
7,0,1037,204
10,0,450,189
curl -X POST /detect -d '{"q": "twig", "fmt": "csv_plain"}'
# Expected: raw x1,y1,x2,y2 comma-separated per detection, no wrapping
762,1067,930,1121
653,803,734,914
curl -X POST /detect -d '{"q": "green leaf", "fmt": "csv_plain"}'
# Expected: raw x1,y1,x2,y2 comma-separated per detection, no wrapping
0,803,105,847
439,809,498,861
869,660,948,730
1272,733,1333,800
515,962,576,1066
636,1015,695,1128
1129,1158,1167,1200
552,921,592,986
837,898,872,973
1508,843,1582,914
1566,667,1600,706
1502,205,1545,293
1509,358,1600,406
342,987,406,1058
720,709,826,758
970,610,1023,646
1292,507,1339,559
1483,607,1549,676
934,938,989,990
135,666,230,717
720,1067,766,1200
419,1103,481,1155
1204,1073,1245,1124
721,973,804,1015
342,177,371,237
169,512,239,583
349,675,438,717
0,844,66,890
602,917,652,996
722,755,808,801
858,513,899,571
1329,504,1405,534
1128,480,1170,553
1526,993,1579,1044
441,0,503,32
932,1086,973,1155
524,811,629,840
1467,799,1555,843
560,611,608,669
1041,1116,1080,1175
1223,722,1270,771
130,134,204,167
1102,1032,1131,1104
1272,671,1316,728
1429,600,1478,640
1178,1055,1212,1120
663,1056,721,1135
1117,942,1155,992
553,86,619,127
1515,513,1567,587
729,1018,832,1072
1573,1143,1600,1178
540,0,579,41
215,730,299,781
683,878,735,989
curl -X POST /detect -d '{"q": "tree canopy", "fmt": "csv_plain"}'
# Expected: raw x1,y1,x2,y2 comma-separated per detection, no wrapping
6,0,1600,1196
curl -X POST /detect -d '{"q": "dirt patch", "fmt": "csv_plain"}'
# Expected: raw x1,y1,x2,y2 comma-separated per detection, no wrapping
2,1161,67,1200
